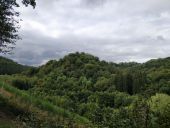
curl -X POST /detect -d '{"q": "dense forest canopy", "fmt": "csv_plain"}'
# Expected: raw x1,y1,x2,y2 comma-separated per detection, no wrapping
0,52,170,127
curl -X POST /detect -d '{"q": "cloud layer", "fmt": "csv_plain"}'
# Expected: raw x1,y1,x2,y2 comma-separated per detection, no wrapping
2,0,170,66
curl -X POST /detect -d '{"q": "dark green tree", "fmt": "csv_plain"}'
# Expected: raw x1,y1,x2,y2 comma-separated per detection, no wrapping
124,72,133,95
115,72,124,92
132,98,150,128
0,0,36,53
133,71,146,94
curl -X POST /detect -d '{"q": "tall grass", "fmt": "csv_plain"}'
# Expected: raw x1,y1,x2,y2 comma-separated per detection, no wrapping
0,81,92,127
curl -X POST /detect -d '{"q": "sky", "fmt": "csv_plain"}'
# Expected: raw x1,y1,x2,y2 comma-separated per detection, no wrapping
2,0,170,66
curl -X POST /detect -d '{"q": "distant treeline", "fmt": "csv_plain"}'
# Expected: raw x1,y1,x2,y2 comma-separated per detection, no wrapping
0,56,31,75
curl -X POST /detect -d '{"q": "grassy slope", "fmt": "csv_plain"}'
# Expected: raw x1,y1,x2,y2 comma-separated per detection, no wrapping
0,81,94,128
0,94,22,128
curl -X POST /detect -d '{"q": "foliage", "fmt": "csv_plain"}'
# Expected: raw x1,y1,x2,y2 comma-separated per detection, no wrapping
0,52,170,127
0,81,93,127
0,56,31,75
0,0,36,53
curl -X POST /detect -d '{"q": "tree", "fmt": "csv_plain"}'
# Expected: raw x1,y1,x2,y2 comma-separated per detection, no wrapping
115,71,134,94
149,94,170,128
133,71,146,94
115,72,124,92
132,98,150,128
0,0,36,53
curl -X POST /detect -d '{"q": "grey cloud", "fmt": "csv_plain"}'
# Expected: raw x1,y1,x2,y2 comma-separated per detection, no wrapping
157,35,165,41
81,0,108,7
1,0,170,66
3,28,170,66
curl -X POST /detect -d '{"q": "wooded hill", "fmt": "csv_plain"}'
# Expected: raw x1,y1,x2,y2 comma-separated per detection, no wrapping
0,56,31,75
0,52,170,128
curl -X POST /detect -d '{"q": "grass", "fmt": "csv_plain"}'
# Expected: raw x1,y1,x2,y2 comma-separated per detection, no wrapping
0,81,93,127
0,122,13,128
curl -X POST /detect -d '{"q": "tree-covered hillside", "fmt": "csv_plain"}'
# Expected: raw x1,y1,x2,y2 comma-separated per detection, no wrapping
0,56,31,75
0,52,170,128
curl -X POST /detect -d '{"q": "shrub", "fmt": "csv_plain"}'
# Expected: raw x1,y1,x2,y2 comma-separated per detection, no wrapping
11,77,35,90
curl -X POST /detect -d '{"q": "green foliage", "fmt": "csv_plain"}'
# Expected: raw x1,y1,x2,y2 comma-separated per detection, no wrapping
1,53,170,127
115,71,146,94
11,77,34,90
148,94,170,128
0,0,36,53
0,81,92,127
88,92,115,108
0,56,31,75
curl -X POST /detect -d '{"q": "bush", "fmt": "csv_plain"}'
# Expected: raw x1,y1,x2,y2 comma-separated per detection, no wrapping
11,77,33,90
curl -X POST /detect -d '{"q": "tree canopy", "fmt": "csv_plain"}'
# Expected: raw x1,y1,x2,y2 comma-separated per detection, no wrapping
0,0,36,53
0,52,170,127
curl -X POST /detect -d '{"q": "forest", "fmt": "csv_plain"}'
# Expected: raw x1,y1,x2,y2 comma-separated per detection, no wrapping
0,52,170,128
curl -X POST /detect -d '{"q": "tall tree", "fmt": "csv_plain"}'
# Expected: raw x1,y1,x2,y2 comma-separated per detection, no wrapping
133,71,146,94
115,72,124,92
0,0,36,53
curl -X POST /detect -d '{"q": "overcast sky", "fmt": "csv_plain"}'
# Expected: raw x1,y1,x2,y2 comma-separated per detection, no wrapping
2,0,170,66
